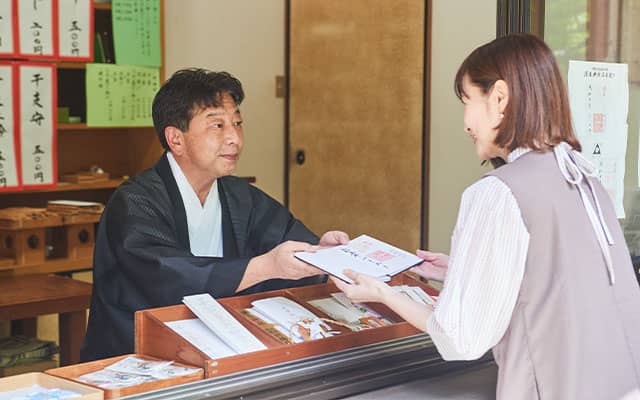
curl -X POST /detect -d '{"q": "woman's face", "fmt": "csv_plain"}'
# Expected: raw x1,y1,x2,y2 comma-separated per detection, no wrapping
461,75,507,161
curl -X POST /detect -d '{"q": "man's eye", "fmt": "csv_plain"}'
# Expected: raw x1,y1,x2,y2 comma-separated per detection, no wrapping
211,123,223,129
233,120,243,127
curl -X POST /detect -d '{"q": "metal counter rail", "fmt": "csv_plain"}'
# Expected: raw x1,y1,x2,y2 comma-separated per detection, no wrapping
122,334,493,400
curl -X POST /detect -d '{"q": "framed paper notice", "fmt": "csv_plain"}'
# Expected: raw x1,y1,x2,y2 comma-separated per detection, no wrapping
568,60,629,218
0,0,17,57
17,0,57,59
86,63,159,126
58,0,93,61
0,63,21,191
112,0,161,66
18,62,57,189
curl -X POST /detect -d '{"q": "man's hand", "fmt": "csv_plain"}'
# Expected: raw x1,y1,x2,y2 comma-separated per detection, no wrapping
410,250,449,282
238,240,324,292
319,231,349,247
266,240,324,280
331,269,391,303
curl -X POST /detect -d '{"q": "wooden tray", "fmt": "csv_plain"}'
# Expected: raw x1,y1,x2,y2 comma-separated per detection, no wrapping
136,273,438,378
46,354,203,399
0,372,103,399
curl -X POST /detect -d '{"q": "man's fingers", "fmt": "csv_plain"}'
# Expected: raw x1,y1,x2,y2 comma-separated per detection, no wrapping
334,231,350,244
320,230,350,246
286,240,315,253
302,245,320,253
295,260,323,275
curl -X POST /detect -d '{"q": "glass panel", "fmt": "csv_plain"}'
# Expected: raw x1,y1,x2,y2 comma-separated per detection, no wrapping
544,1,640,260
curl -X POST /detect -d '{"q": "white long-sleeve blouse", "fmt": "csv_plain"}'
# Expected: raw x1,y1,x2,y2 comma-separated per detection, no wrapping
426,150,530,360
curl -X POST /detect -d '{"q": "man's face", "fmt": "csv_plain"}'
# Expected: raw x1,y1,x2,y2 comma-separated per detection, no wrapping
181,93,244,180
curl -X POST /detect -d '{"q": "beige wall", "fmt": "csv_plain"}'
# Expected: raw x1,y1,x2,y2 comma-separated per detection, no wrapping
164,0,286,202
427,0,496,252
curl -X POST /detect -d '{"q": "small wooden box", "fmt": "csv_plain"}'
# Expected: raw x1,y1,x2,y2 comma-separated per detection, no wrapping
46,354,204,399
0,372,103,399
64,223,96,260
0,229,47,265
136,273,438,378
0,206,102,270
0,207,63,267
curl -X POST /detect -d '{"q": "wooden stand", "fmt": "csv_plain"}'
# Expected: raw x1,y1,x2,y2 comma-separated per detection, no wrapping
0,275,92,366
136,273,438,379
46,354,204,399
0,207,100,273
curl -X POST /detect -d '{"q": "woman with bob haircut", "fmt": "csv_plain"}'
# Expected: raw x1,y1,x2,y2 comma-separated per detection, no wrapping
334,33,640,399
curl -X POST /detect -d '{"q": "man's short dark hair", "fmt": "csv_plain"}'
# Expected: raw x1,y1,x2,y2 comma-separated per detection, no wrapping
152,68,244,150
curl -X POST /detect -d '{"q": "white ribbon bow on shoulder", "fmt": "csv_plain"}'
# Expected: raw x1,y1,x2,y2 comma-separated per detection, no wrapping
554,142,615,285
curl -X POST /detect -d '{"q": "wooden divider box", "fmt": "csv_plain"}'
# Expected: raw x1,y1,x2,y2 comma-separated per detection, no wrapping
0,209,63,267
45,354,204,399
136,273,439,379
0,207,101,271
0,372,103,400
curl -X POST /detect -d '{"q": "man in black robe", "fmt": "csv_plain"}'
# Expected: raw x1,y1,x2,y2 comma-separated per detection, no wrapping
81,69,348,361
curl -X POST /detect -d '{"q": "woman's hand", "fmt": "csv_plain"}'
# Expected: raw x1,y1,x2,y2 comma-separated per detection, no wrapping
331,269,391,303
332,269,433,333
411,250,449,282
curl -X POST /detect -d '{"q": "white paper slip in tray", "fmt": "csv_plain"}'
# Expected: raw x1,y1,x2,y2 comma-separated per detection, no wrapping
182,294,267,354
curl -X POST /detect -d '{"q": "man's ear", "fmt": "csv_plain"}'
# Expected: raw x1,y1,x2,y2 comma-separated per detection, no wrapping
165,126,184,155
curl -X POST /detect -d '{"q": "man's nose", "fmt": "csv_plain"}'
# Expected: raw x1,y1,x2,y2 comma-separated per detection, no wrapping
225,124,241,144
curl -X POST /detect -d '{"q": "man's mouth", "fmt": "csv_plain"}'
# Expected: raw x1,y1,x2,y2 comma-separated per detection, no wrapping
221,154,239,161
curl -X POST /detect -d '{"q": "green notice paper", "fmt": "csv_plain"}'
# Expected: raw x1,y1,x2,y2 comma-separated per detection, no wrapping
86,63,160,126
112,0,161,67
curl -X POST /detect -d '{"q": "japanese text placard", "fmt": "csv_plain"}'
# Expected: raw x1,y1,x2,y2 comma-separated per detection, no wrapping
17,0,57,59
0,63,21,191
19,63,57,188
0,0,16,57
58,0,92,61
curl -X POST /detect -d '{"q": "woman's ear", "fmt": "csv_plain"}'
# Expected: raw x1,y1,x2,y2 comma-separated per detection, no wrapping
493,79,510,113
165,126,184,155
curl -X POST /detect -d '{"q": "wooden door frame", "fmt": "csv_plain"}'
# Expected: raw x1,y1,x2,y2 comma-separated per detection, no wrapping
497,0,545,37
284,0,432,249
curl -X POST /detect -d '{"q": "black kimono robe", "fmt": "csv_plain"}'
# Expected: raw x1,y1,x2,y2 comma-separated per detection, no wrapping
81,153,323,361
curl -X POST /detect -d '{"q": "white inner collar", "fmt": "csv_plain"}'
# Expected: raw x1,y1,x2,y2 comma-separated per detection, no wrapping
507,147,531,163
166,152,223,257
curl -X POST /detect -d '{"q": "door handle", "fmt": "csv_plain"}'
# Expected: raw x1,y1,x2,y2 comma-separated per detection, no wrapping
295,150,306,165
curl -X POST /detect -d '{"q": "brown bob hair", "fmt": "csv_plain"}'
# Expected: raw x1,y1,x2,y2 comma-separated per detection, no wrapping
454,33,581,155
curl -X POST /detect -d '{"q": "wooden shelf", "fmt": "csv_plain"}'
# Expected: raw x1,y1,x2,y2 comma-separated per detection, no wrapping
94,2,112,11
56,62,88,70
58,123,153,131
0,256,94,276
18,179,125,194
0,1,164,209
